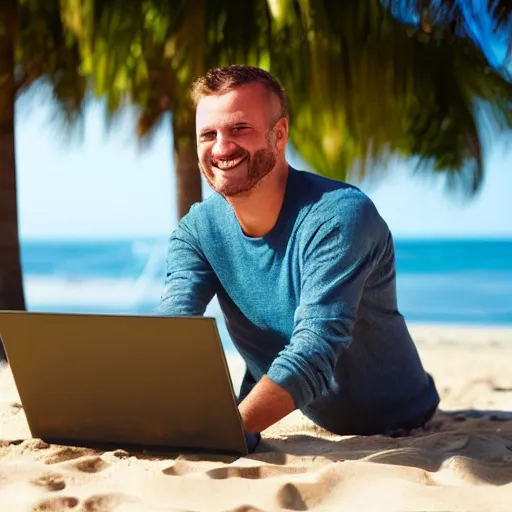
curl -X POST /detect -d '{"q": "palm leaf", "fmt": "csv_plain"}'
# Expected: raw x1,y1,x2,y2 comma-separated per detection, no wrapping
59,0,512,208
17,0,87,131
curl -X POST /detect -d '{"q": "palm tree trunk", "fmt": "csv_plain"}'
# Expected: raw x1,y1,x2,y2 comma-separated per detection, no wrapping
172,112,202,220
0,0,26,361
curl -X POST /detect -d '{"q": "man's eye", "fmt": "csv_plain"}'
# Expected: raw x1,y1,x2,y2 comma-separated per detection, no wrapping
233,126,249,133
201,132,216,140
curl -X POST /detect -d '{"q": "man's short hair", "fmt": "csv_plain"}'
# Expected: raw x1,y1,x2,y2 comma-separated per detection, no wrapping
190,65,289,122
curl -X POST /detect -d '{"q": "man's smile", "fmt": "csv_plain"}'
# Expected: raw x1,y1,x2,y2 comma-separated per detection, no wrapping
213,155,247,171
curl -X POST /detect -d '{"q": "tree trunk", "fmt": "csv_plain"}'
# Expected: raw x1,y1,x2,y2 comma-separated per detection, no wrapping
172,111,202,220
0,0,26,362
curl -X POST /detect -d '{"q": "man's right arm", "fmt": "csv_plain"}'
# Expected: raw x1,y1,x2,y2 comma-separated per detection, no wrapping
154,222,218,316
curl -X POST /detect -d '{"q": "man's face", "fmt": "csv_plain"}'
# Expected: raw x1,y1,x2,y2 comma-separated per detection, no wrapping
195,83,285,197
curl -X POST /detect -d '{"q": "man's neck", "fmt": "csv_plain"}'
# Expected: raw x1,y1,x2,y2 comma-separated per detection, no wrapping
225,161,290,238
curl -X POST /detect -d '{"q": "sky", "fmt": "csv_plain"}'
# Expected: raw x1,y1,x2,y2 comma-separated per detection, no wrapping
15,94,512,241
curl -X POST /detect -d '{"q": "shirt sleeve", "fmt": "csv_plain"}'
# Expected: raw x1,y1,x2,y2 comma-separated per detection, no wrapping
266,198,386,409
153,218,218,316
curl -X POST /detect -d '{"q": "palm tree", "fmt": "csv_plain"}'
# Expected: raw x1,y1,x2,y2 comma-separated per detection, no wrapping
0,0,87,361
0,0,25,360
75,0,512,221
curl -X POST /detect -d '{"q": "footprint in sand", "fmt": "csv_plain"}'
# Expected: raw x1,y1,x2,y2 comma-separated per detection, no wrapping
31,496,79,511
68,455,110,474
7,439,24,446
2,439,50,456
111,449,130,459
30,472,66,491
42,447,99,465
206,465,309,480
79,493,134,512
22,439,50,450
275,464,345,511
443,455,512,486
31,493,134,512
161,460,198,476
276,483,308,511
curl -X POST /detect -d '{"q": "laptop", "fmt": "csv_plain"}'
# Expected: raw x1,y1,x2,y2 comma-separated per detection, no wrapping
0,311,249,455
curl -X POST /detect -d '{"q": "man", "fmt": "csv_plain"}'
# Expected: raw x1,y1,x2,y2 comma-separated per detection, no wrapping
155,65,440,447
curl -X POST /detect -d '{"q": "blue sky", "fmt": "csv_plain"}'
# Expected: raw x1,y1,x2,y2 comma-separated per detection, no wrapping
16,96,512,241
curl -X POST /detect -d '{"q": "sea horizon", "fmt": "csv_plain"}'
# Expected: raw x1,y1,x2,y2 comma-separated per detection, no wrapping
14,237,512,337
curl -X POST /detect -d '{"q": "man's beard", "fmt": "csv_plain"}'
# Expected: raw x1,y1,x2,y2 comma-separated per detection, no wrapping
199,139,277,197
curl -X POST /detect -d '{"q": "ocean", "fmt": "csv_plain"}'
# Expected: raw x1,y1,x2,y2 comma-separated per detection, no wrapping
20,238,512,351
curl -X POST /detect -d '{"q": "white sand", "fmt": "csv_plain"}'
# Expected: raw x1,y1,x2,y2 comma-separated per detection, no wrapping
1,324,511,511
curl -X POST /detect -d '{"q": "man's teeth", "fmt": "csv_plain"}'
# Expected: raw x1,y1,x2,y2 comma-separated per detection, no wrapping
216,156,245,170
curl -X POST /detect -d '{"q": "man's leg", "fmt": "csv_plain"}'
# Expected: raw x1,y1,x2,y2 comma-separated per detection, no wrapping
382,404,438,437
303,375,440,437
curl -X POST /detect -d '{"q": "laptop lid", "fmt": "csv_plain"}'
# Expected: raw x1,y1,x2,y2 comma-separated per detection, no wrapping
0,311,248,455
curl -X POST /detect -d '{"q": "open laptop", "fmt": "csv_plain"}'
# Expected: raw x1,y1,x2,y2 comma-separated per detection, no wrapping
0,311,249,455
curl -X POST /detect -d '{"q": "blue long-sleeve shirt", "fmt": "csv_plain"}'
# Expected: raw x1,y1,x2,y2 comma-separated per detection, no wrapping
155,167,439,434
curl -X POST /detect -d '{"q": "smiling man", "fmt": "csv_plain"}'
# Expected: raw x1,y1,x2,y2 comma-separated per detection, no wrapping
155,65,440,448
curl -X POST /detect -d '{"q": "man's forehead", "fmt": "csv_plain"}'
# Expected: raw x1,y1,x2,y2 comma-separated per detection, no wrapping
195,84,275,127
196,103,248,126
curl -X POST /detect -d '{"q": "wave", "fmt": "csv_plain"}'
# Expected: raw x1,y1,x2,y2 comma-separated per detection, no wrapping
22,275,511,326
23,276,163,308
22,276,225,320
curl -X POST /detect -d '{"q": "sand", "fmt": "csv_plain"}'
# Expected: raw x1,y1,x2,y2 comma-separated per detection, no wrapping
1,324,511,512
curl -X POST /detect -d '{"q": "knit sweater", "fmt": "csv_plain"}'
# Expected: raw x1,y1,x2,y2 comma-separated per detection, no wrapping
155,167,439,434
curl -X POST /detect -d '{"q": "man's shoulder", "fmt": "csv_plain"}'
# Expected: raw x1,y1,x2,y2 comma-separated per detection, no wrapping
293,172,390,255
295,170,380,226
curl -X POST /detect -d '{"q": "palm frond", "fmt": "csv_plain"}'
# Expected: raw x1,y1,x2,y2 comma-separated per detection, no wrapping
277,0,512,196
54,0,512,201
17,0,87,135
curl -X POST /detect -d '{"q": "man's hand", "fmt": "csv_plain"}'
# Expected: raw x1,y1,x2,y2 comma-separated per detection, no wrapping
238,375,296,434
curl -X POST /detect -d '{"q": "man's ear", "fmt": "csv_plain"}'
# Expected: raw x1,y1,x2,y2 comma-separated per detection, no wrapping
275,117,288,151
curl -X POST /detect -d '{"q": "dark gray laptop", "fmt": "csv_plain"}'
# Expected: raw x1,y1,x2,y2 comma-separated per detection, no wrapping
0,311,249,455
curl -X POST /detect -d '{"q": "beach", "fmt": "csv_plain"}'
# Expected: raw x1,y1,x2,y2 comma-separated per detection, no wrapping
1,323,511,512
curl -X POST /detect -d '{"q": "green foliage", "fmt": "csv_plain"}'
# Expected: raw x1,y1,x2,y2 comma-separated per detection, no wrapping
17,0,87,125
12,0,512,200
280,1,512,196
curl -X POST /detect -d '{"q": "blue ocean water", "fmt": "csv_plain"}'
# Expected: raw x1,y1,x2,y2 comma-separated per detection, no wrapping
19,239,512,348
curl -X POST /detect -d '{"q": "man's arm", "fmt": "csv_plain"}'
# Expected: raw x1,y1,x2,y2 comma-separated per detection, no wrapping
239,197,389,431
238,376,295,433
154,217,218,316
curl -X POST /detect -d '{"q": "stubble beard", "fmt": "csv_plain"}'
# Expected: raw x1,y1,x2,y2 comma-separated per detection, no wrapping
199,137,278,198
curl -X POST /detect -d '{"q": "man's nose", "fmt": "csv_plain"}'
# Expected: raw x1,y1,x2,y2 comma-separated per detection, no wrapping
212,134,237,160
